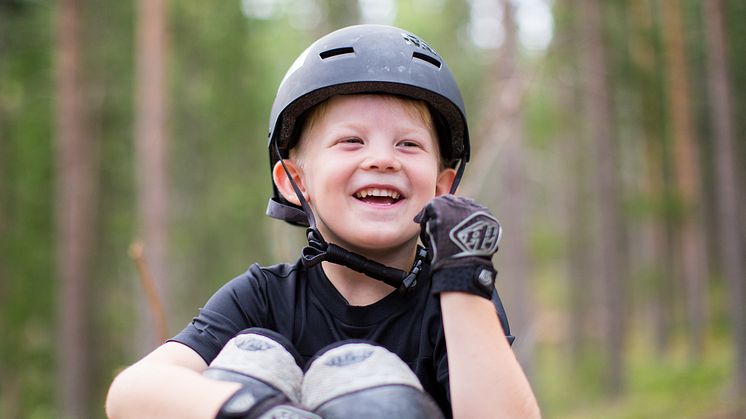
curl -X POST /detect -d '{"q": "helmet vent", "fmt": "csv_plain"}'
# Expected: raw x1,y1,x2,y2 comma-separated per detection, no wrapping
412,51,441,68
319,47,355,60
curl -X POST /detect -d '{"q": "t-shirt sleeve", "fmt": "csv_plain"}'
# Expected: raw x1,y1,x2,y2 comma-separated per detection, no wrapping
169,264,271,364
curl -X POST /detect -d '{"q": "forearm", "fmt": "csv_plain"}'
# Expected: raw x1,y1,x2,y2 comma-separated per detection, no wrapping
441,292,540,419
105,349,240,419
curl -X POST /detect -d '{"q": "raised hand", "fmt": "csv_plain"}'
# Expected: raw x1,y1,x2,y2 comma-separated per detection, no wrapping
416,195,502,299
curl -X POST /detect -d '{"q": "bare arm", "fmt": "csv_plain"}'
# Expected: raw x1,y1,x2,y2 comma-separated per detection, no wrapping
105,341,240,419
441,292,540,419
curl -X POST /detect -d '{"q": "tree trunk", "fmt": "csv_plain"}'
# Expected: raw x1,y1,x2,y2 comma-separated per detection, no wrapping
702,0,746,394
55,0,96,416
460,0,534,377
565,113,593,366
629,0,676,356
493,0,533,378
134,0,170,351
660,0,709,361
578,0,626,395
554,0,592,366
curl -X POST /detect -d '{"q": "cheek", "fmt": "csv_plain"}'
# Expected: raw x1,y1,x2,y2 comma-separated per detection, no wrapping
304,167,340,203
415,164,442,193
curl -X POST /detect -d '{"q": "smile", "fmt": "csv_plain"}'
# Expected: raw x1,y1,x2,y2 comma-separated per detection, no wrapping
353,187,403,205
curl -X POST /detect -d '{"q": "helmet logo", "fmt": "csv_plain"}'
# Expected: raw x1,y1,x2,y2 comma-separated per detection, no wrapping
401,33,439,57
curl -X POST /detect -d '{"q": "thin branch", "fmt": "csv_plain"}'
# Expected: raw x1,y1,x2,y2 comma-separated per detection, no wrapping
128,241,169,343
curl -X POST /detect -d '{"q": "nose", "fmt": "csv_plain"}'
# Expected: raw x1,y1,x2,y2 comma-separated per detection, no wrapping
361,144,401,172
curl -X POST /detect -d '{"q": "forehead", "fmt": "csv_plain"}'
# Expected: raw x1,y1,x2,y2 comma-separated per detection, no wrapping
308,94,435,133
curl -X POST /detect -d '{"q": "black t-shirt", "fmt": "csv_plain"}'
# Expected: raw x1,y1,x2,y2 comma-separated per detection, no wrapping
170,259,513,417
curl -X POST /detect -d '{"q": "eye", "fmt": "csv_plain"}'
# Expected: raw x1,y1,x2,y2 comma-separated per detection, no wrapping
339,137,364,145
397,139,423,148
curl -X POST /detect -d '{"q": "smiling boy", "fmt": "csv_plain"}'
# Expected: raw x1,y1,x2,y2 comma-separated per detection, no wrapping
278,94,454,298
106,25,539,419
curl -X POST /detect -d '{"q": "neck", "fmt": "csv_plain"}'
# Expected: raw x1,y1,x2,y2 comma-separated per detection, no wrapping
320,241,419,306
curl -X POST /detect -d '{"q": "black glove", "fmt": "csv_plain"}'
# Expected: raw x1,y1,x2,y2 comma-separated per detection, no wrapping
415,195,502,299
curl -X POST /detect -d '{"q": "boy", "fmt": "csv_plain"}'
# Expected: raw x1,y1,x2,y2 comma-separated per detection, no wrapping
106,24,539,418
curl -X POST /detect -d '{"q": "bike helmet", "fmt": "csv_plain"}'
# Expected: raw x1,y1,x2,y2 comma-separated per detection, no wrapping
266,24,471,226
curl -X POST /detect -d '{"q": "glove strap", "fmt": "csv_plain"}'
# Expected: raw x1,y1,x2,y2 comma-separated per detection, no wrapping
430,263,496,300
215,384,287,419
217,386,321,419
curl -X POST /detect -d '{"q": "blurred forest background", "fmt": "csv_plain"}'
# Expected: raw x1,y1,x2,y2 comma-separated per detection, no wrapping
1,0,745,418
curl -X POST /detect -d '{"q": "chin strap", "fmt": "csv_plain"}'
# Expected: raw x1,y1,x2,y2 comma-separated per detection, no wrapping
274,142,426,291
302,230,427,290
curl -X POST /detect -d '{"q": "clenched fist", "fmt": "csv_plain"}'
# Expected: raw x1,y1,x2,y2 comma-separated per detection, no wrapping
415,195,502,299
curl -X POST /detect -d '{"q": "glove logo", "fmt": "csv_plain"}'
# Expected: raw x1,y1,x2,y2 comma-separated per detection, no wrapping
324,349,374,367
235,336,274,351
448,212,501,257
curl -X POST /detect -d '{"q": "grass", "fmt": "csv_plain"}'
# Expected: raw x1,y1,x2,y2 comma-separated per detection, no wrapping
534,333,743,418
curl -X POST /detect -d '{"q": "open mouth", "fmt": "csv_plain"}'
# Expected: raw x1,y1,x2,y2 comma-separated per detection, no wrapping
353,187,403,205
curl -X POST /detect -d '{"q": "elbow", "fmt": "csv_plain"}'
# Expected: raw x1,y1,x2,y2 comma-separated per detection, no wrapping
105,366,136,418
516,393,542,419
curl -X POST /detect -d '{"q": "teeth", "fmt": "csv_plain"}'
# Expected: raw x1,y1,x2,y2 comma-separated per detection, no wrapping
355,188,401,200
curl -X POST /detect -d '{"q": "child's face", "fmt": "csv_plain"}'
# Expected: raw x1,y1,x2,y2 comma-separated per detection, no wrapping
290,94,455,254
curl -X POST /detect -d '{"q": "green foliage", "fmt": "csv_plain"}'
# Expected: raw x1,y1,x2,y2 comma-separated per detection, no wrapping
167,1,314,324
0,2,55,416
2,0,745,417
524,84,560,151
725,0,746,190
537,334,737,419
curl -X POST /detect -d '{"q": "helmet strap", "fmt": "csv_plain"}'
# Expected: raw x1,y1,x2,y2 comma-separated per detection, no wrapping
274,142,318,230
449,159,466,195
272,142,425,291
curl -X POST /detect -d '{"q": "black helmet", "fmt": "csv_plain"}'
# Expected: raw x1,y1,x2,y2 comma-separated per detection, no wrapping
266,24,470,226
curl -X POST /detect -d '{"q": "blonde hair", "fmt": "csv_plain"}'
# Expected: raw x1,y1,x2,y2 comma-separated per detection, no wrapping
290,94,443,168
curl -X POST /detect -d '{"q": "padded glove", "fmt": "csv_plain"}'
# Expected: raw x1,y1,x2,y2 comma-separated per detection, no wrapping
415,195,502,299
302,342,444,419
204,328,318,419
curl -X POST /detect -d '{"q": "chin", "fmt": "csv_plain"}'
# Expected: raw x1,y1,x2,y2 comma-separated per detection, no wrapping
318,217,419,254
347,229,419,253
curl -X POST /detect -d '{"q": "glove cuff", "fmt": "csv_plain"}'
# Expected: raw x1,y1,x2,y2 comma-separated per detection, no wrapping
216,385,318,419
430,263,496,300
216,386,249,419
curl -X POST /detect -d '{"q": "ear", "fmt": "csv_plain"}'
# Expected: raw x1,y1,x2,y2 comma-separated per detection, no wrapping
435,167,457,196
272,160,307,206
